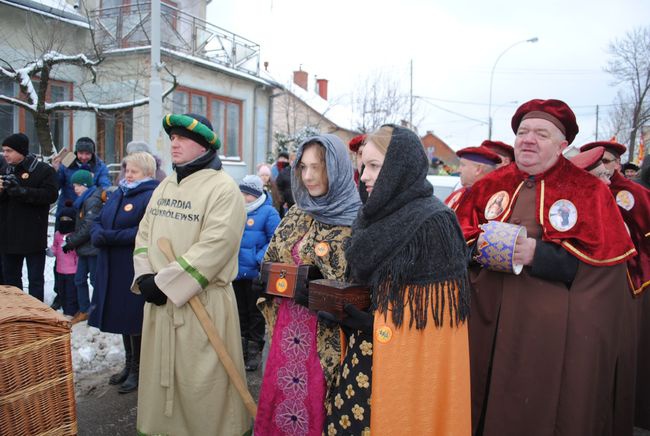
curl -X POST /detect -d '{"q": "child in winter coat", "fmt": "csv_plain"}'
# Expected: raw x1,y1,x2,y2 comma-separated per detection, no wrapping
51,201,78,317
62,169,104,324
234,175,280,371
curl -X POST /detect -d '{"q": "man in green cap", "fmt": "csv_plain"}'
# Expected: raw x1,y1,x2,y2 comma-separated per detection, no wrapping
131,113,248,435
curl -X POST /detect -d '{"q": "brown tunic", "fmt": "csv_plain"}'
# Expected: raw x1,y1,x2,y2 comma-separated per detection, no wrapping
469,179,628,436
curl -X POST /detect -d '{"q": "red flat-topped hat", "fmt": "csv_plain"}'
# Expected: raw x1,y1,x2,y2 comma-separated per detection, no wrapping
456,146,502,165
579,139,627,157
348,134,366,153
480,140,514,161
511,99,579,144
569,146,606,171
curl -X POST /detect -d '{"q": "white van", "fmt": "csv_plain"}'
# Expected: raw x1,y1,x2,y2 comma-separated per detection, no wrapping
426,175,461,203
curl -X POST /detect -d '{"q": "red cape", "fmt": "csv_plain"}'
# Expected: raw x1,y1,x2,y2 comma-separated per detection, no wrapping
444,187,468,211
609,170,650,294
456,157,636,267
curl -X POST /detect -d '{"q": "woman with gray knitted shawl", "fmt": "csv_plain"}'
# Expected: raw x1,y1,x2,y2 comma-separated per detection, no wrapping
343,125,472,435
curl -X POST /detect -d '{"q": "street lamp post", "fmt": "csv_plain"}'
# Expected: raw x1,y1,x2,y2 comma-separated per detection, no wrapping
488,37,538,140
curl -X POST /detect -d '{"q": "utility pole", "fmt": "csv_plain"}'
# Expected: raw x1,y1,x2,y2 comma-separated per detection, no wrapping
595,105,599,140
409,59,413,128
149,0,165,169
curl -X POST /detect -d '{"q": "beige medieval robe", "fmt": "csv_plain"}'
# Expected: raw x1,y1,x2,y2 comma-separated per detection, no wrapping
131,168,248,436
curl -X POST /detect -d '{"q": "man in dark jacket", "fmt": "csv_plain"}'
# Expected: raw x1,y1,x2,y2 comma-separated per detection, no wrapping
55,137,111,212
0,133,59,301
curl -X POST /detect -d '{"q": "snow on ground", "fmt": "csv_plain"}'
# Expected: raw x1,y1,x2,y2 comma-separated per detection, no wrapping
22,220,126,396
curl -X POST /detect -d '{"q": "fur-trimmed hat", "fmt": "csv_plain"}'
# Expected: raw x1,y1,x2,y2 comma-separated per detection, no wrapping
71,169,94,187
2,133,29,156
75,137,96,154
511,99,579,144
162,113,220,150
239,175,264,198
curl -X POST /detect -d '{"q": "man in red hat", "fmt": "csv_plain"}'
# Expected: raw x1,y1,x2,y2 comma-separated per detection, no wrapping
480,140,514,168
581,139,650,431
568,146,611,185
444,146,501,211
456,99,636,436
348,133,366,185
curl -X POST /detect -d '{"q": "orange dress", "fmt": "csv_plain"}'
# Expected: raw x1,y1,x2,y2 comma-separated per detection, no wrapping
370,284,471,435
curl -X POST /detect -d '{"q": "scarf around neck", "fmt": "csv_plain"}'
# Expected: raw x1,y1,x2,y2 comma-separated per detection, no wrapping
245,192,267,213
73,185,97,210
346,125,470,329
291,134,361,226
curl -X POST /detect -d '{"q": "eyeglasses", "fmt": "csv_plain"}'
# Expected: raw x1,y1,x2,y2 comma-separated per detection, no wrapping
601,157,620,164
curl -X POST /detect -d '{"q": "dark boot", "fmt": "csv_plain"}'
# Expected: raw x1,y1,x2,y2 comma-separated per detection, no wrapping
109,334,131,385
241,337,249,362
245,341,264,372
118,335,140,394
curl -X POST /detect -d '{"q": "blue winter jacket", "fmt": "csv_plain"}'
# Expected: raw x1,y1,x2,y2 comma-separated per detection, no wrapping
236,195,281,280
57,156,111,212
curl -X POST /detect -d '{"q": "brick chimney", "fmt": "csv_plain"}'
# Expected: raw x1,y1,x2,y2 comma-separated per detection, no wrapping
316,78,328,100
293,69,308,90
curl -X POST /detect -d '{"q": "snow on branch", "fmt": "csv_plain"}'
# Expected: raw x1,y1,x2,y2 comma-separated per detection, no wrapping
0,94,35,111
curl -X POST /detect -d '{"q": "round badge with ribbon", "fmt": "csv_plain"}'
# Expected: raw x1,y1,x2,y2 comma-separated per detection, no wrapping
315,242,330,257
275,277,288,294
484,191,510,220
375,326,392,344
615,190,635,211
548,199,578,232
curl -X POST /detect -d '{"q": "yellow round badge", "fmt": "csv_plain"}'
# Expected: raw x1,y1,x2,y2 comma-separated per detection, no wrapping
315,242,330,257
247,218,255,226
123,203,134,212
275,278,288,294
375,326,392,344
21,173,29,180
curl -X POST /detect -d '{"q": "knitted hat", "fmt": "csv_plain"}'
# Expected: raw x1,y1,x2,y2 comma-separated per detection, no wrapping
126,141,152,155
71,169,94,187
57,200,76,234
2,133,29,156
511,99,579,144
75,137,96,154
162,113,221,150
239,175,264,198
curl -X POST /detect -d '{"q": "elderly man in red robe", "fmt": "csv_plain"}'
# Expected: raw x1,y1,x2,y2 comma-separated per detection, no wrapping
480,139,514,168
456,99,636,436
444,146,501,211
580,139,650,432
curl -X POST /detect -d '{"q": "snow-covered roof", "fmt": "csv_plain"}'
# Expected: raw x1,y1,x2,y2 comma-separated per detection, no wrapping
1,0,89,27
104,46,281,89
281,79,358,133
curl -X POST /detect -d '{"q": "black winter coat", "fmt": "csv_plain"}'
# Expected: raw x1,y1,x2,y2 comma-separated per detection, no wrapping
0,155,59,254
275,166,294,208
66,187,104,256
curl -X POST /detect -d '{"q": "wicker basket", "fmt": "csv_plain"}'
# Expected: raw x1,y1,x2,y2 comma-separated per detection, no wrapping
0,285,77,435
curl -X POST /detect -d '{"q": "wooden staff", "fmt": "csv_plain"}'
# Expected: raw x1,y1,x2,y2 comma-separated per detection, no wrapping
156,237,258,419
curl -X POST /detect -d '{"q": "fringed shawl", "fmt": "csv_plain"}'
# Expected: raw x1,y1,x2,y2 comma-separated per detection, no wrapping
345,125,470,329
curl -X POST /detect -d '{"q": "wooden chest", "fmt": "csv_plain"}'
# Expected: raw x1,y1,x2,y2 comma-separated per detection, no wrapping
261,262,312,298
0,285,77,435
308,279,371,320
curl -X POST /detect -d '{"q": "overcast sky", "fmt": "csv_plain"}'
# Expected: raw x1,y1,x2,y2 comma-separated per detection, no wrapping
207,0,650,151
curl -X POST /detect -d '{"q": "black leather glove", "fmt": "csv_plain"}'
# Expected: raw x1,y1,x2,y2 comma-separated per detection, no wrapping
1,174,18,189
62,244,74,254
319,304,374,335
7,186,27,197
138,274,167,306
